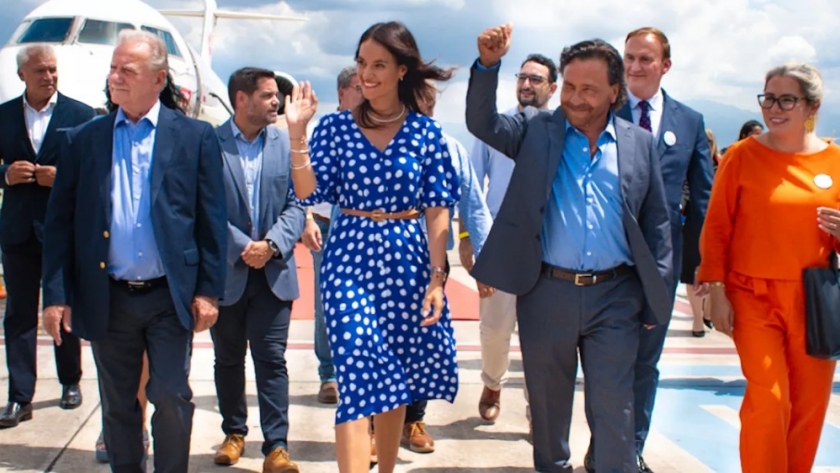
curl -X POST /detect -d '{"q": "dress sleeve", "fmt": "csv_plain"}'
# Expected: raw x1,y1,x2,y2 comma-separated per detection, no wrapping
418,120,460,210
294,113,340,206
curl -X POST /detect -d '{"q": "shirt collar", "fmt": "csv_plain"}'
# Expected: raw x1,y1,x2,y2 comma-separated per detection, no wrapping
115,100,161,128
564,114,617,141
230,120,266,144
628,88,663,111
23,92,58,113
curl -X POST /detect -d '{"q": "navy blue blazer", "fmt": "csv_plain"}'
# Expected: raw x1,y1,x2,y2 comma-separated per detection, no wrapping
41,105,228,341
0,93,95,246
217,120,305,304
465,64,673,326
618,92,713,285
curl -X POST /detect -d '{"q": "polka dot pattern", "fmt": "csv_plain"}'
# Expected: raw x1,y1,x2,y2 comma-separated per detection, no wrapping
295,110,460,424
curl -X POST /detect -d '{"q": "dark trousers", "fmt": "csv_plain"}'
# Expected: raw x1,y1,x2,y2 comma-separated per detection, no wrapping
211,269,292,456
521,269,643,473
632,228,682,453
93,281,194,473
2,233,81,403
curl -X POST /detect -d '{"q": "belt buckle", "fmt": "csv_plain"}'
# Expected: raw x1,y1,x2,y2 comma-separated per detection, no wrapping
127,281,145,288
371,209,385,222
574,273,595,286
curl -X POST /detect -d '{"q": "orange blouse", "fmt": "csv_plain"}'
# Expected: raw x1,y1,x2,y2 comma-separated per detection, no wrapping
698,137,840,282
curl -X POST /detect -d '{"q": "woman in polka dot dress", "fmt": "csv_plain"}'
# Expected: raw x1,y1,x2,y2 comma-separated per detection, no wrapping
284,21,460,473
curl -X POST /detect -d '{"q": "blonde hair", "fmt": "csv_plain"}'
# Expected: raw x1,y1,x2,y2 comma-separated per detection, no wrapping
705,128,720,160
765,63,823,104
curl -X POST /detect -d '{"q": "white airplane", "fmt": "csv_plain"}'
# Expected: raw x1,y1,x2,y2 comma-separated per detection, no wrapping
0,0,306,125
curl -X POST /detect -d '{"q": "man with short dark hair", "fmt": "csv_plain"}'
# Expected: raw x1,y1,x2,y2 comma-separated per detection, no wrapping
41,30,227,472
467,23,673,472
582,27,714,473
0,43,93,428
211,67,305,473
469,53,557,426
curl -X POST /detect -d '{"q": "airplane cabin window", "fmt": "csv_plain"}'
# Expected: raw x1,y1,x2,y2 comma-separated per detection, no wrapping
78,19,134,45
140,26,182,57
16,17,74,44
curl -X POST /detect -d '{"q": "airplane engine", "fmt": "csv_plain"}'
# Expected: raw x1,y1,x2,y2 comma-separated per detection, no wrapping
274,71,297,116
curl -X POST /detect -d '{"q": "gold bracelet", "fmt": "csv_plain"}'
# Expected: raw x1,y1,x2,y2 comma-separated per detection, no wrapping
458,231,469,240
709,281,725,288
291,160,311,170
291,148,310,154
306,213,314,220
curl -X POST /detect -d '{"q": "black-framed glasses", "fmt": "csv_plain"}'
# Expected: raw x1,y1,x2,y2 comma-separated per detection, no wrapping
515,73,548,85
757,94,803,111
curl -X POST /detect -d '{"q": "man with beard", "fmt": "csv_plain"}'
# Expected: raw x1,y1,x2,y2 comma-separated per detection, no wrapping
466,24,673,472
468,54,557,429
211,67,305,472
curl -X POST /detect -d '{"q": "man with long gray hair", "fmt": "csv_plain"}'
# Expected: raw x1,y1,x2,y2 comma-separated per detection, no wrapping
41,30,226,472
0,43,94,428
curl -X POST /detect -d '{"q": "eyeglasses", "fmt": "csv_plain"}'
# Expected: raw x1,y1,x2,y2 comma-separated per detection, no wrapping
757,94,804,111
515,73,549,86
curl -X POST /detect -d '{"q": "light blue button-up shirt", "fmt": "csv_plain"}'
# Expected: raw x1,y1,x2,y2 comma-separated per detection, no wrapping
470,107,519,220
444,132,491,255
542,117,633,271
230,121,265,240
109,101,164,281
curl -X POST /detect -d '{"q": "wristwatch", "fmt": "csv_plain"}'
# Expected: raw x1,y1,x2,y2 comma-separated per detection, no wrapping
265,239,281,258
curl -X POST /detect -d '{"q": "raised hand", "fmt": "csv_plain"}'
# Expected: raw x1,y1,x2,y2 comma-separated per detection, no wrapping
477,23,513,68
284,80,319,136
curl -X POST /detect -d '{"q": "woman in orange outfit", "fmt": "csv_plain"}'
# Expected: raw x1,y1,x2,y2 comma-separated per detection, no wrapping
698,63,839,473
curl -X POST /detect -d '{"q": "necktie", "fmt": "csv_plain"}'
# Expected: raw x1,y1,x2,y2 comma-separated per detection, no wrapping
638,100,652,132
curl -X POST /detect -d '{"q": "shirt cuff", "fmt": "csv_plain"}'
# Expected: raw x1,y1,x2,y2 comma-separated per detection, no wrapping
4,171,9,186
474,59,501,71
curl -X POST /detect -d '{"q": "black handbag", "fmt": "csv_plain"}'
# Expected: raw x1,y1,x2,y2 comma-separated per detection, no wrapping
803,252,840,360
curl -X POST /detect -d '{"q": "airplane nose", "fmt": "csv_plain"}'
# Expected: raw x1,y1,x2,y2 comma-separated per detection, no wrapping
0,47,25,104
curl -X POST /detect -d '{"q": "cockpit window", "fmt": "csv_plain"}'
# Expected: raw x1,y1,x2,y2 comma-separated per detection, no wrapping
77,19,134,46
141,26,182,58
15,18,74,44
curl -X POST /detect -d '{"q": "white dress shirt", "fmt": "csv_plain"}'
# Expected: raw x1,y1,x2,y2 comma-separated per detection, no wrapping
627,89,664,138
23,92,58,154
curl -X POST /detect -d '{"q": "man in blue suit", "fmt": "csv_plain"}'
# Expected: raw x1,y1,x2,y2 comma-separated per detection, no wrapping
0,44,94,428
211,67,305,473
584,27,714,473
467,24,672,473
41,30,226,473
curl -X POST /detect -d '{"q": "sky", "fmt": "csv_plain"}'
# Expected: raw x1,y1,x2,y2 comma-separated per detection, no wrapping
2,0,840,147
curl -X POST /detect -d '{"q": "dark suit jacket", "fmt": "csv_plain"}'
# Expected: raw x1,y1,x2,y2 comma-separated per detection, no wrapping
0,93,95,246
465,63,673,326
42,105,228,341
217,120,305,304
617,92,713,285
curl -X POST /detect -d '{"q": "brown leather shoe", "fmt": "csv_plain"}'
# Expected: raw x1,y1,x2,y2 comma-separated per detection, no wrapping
317,381,338,404
263,446,300,473
479,386,501,422
214,434,245,465
401,421,435,453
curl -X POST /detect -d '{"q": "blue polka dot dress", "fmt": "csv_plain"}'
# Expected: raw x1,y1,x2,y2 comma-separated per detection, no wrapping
296,110,461,424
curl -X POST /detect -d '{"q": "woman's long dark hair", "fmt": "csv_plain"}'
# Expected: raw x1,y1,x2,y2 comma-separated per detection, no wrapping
354,21,454,128
103,72,187,114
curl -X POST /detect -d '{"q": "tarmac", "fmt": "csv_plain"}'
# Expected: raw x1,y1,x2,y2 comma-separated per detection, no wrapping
1,248,840,472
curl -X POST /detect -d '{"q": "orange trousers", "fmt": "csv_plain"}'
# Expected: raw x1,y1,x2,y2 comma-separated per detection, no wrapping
727,272,836,473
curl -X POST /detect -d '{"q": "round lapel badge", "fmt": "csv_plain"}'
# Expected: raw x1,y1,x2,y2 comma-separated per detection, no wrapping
663,131,677,146
814,174,833,189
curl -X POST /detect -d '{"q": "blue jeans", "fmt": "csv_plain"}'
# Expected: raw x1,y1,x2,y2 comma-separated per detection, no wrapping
312,218,335,383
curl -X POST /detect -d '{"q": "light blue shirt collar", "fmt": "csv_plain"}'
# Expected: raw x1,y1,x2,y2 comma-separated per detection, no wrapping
564,113,617,141
230,120,266,144
115,100,161,128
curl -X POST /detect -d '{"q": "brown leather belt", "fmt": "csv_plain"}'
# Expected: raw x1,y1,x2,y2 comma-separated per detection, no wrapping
311,213,330,224
341,208,420,222
541,263,632,287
